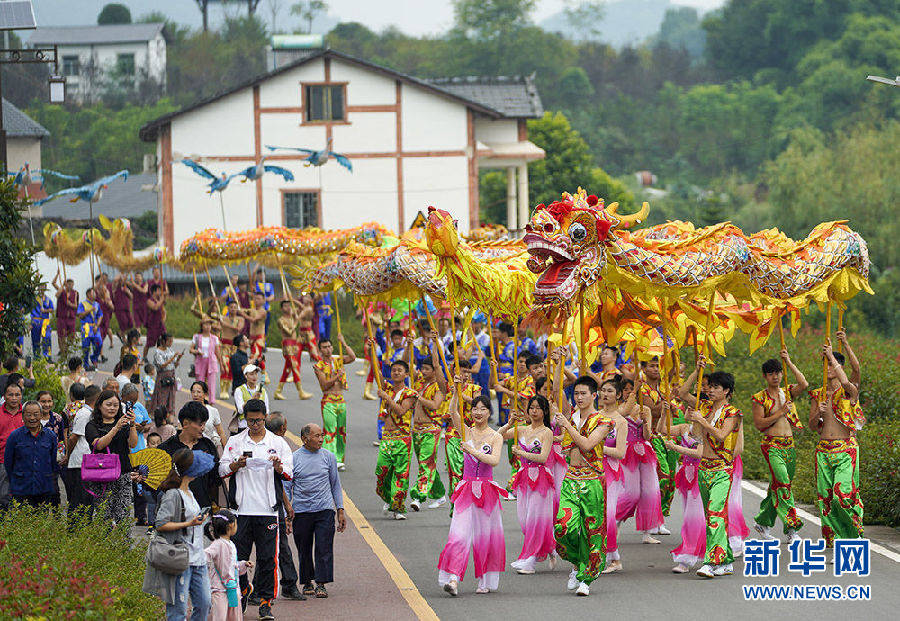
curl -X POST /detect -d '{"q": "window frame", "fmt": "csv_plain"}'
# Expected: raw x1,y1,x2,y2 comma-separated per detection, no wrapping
62,55,80,77
300,82,349,125
116,52,136,76
281,189,322,229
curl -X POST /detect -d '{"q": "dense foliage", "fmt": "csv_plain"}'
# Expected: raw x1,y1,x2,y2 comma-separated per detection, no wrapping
0,180,41,358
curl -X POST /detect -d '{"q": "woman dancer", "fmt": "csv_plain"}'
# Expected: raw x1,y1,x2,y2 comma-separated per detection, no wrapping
658,403,706,573
504,395,556,575
438,390,506,596
598,379,629,573
535,377,568,495
617,378,665,543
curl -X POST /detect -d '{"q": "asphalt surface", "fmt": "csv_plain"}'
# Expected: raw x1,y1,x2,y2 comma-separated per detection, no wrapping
81,338,900,620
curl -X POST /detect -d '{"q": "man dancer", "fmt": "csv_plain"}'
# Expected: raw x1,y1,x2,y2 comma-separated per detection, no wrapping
53,274,78,355
29,284,54,360
809,343,865,546
238,291,269,382
276,299,314,400
219,299,245,399
94,274,115,353
553,376,627,596
752,349,808,543
685,371,742,578
372,357,417,520
111,273,134,343
313,335,355,470
409,336,447,511
76,288,103,371
251,268,275,336
639,357,674,534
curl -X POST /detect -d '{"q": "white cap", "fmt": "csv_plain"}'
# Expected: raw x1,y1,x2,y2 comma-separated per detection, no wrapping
243,364,260,375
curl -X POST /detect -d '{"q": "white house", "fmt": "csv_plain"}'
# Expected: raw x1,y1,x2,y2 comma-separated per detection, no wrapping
138,49,544,251
26,23,167,102
2,98,50,212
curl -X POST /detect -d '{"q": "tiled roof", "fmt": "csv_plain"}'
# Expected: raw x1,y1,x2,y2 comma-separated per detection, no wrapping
425,76,544,119
39,172,158,220
27,23,166,46
2,99,49,138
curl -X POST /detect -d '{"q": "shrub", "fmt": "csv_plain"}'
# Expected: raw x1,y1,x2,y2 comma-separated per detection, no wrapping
23,356,67,407
0,504,163,619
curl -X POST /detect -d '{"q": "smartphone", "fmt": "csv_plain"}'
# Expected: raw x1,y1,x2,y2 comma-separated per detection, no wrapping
242,450,253,458
25,354,32,368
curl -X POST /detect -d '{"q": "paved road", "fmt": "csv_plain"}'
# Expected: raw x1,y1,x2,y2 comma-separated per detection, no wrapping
85,339,900,620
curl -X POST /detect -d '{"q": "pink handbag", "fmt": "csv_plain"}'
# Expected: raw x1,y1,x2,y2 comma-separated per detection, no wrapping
81,448,121,484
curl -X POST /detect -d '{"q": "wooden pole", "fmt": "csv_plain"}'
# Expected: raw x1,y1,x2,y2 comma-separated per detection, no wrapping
204,268,222,315
450,305,464,441
420,294,451,381
837,307,844,353
221,265,243,310
578,293,586,375
661,300,671,434
407,299,416,386
191,269,203,309
778,309,790,398
364,302,383,391
487,313,499,388
513,318,520,445
558,318,570,415
822,301,833,395
333,291,345,363
693,291,717,412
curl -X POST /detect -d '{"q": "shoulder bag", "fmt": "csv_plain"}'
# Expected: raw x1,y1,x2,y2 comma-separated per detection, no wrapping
146,490,190,575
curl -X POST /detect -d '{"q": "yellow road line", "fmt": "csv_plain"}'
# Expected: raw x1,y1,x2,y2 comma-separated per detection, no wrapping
284,429,439,621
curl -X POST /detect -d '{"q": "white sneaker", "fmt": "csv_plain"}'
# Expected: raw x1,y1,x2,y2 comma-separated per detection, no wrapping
566,569,579,591
427,497,447,509
656,524,671,535
714,563,734,576
696,564,715,578
642,533,661,544
786,529,801,545
443,580,458,596
410,500,421,512
549,551,558,571
672,563,689,574
337,462,346,472
754,522,776,540
382,503,390,515
505,492,517,501
576,582,590,596
393,512,407,520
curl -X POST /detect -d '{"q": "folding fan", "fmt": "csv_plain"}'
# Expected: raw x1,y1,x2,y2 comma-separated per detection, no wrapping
130,448,173,490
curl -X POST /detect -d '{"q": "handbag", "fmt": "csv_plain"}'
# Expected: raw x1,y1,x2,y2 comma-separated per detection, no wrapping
214,562,240,608
81,447,121,483
147,491,190,575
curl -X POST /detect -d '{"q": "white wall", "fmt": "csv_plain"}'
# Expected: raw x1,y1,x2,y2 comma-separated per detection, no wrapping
401,86,467,152
331,60,396,105
7,137,42,171
474,118,519,144
403,156,470,231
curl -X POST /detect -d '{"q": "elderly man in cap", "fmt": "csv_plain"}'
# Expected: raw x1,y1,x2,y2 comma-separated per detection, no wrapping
233,363,268,433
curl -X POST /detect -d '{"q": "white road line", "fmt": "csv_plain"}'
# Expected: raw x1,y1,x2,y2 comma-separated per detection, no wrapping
741,480,900,563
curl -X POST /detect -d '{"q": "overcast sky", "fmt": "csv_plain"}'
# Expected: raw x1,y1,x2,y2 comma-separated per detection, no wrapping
323,0,725,35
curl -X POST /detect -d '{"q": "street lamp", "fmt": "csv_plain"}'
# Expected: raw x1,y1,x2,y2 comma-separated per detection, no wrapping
48,73,65,103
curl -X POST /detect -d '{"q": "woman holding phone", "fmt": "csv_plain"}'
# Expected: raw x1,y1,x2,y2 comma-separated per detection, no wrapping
84,390,138,524
144,447,215,621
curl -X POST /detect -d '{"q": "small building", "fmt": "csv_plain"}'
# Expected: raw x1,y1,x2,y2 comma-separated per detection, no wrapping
139,49,544,250
26,23,168,102
3,98,50,212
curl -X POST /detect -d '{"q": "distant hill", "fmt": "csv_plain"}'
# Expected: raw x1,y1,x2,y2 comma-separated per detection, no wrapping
31,0,337,34
540,0,709,48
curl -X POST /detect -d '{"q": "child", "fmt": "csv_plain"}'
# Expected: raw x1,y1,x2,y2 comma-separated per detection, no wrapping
149,406,176,443
142,363,156,402
143,432,162,528
205,509,252,621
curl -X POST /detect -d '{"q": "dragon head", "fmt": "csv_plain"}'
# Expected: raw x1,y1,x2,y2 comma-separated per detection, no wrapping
524,188,648,305
424,205,460,257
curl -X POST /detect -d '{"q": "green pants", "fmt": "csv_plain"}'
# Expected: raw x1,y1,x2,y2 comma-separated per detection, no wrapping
699,464,733,566
755,436,802,534
815,439,864,545
411,430,446,502
554,472,606,585
445,435,464,495
375,434,412,513
651,435,675,517
322,399,347,464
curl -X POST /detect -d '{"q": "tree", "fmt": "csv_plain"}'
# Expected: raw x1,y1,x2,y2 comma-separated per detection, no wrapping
453,0,535,40
480,111,634,223
291,0,328,34
561,0,606,40
0,179,41,358
655,6,706,58
97,3,132,25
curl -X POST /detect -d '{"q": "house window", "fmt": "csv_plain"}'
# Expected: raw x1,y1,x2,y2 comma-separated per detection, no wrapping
62,55,80,76
116,53,135,75
284,192,319,229
304,84,345,122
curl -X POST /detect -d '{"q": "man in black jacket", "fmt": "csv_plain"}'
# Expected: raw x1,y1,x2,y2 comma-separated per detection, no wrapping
230,334,251,392
158,401,221,509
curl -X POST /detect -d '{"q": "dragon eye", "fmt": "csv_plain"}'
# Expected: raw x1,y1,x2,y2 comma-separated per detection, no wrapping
568,222,587,242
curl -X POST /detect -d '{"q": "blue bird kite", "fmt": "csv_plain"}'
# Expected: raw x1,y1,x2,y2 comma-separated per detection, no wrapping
34,170,128,206
265,138,352,172
7,162,80,190
180,158,239,194
235,157,295,182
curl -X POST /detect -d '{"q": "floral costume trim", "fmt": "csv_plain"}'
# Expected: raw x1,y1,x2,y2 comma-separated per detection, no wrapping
752,385,803,429
755,435,802,533
808,387,866,431
814,437,863,545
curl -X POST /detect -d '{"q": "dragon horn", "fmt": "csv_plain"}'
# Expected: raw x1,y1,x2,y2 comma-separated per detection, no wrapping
613,201,650,228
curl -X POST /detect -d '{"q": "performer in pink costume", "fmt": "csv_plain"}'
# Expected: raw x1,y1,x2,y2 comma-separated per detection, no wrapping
617,380,665,544
727,422,749,557
598,379,629,574
505,395,557,575
535,375,569,496
658,404,706,573
438,391,507,596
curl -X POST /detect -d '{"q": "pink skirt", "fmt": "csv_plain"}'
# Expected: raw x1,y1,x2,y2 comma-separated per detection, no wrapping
616,441,664,530
671,462,705,567
727,455,749,555
511,465,557,566
604,456,624,559
438,479,507,588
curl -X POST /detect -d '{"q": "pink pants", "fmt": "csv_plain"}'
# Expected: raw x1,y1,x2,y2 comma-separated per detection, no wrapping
209,591,242,621
194,355,220,404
